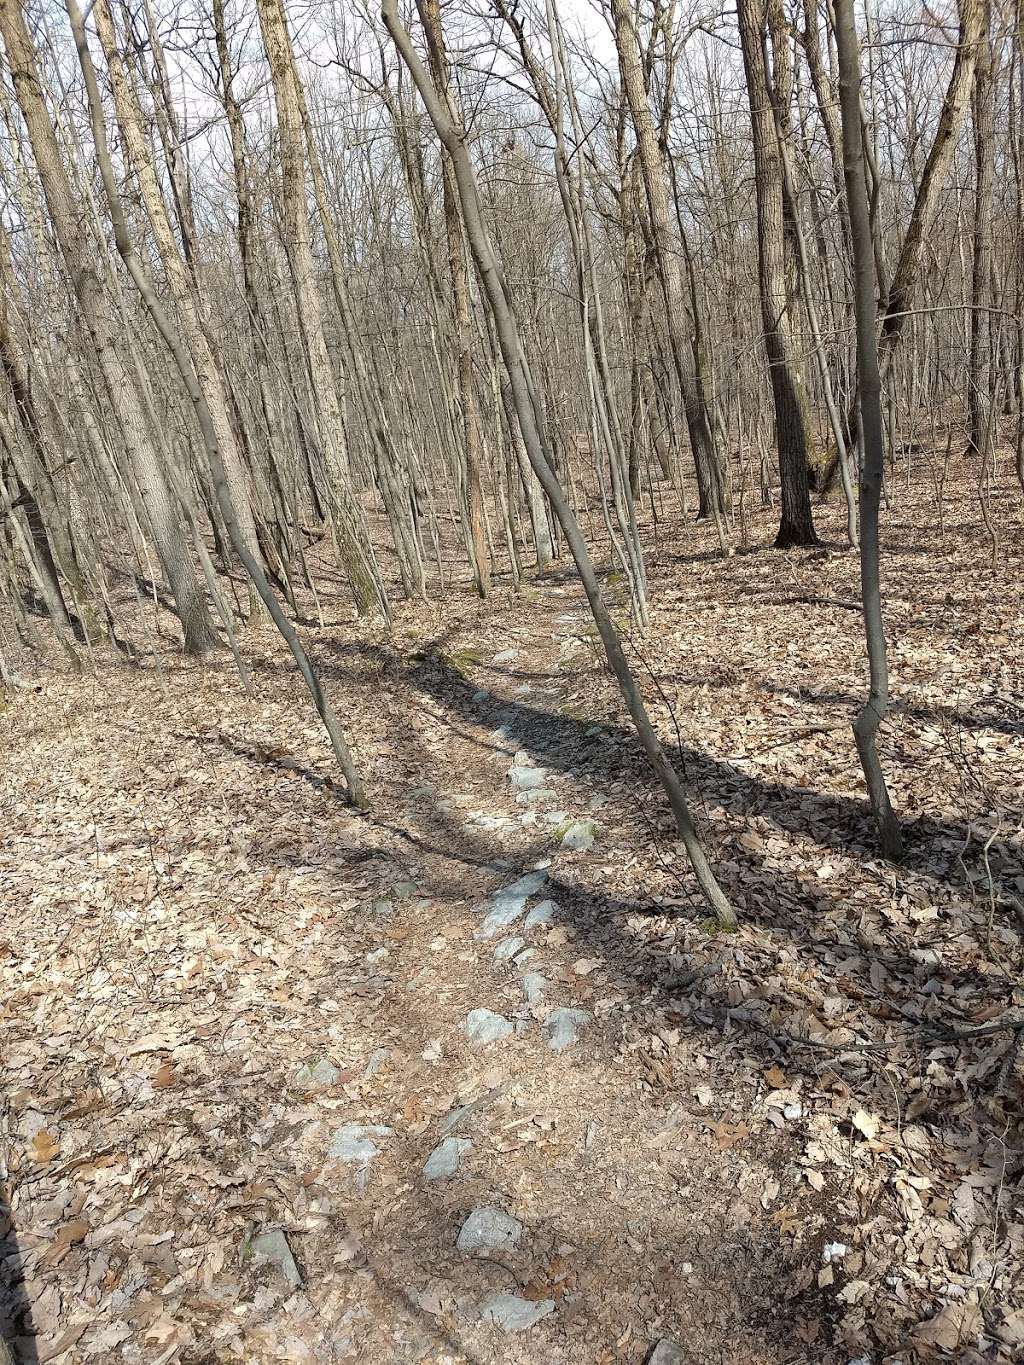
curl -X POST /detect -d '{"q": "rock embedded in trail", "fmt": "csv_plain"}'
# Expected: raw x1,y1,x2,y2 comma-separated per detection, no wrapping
245,1229,302,1289
493,936,527,963
462,1008,513,1046
456,1207,523,1254
493,648,519,664
509,765,549,792
476,871,549,938
294,1058,341,1088
524,899,556,929
544,1007,592,1052
423,1136,472,1181
560,819,599,851
645,1340,687,1365
521,972,547,1005
327,1123,393,1164
480,1291,556,1332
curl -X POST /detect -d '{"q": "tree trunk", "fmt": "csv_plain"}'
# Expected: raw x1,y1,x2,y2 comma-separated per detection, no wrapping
833,0,903,860
737,0,818,547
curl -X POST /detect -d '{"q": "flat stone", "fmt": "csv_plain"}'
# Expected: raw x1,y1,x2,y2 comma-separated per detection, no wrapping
544,1007,591,1053
493,648,519,664
392,881,418,899
480,1291,555,1333
472,689,489,702
494,936,527,963
462,1008,512,1046
456,1207,523,1254
561,819,598,851
509,766,548,792
543,810,570,824
521,972,547,1005
365,946,389,965
295,1058,341,1087
477,900,528,939
327,1123,393,1164
477,872,548,938
246,1229,302,1288
423,1136,472,1180
363,1047,389,1078
646,1341,686,1365
524,899,556,929
518,788,556,806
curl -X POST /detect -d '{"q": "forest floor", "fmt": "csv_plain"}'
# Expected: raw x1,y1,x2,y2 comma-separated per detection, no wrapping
2,459,1024,1365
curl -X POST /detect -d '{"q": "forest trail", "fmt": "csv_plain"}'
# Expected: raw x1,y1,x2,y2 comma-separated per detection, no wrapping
2,485,1023,1363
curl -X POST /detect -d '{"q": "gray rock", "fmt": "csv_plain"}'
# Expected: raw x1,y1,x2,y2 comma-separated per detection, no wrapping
646,1341,686,1365
561,819,598,851
518,788,556,806
365,946,389,965
509,766,548,792
493,648,519,664
462,1008,513,1046
295,1058,340,1087
521,972,547,1005
456,1207,523,1254
327,1123,393,1164
476,871,548,938
524,899,556,929
392,881,418,900
498,871,548,900
513,947,536,965
480,1292,555,1333
423,1136,472,1181
543,810,570,824
246,1229,302,1288
494,935,527,963
472,689,489,702
363,1047,389,1078
477,900,528,939
544,1007,592,1052
515,683,532,695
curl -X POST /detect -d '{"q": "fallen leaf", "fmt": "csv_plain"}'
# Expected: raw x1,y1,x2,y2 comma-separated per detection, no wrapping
31,1129,58,1164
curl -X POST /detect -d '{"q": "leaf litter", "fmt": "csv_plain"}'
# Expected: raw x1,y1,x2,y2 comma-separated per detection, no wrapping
1,477,1022,1362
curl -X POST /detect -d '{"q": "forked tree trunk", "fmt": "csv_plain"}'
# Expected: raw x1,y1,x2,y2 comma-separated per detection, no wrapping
382,0,736,927
833,0,903,861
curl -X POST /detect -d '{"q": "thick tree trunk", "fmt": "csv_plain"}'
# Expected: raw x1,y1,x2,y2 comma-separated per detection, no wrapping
738,0,818,548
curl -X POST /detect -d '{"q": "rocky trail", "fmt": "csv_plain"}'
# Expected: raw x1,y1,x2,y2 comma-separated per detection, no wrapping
3,488,1023,1363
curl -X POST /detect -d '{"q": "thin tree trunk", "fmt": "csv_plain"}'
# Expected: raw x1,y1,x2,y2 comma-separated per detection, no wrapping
833,0,903,860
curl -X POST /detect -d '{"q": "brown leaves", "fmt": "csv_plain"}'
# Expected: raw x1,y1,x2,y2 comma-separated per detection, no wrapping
31,1128,58,1164
41,1219,89,1266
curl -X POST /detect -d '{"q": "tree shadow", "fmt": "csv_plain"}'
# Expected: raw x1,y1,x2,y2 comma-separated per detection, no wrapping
1,1183,38,1362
